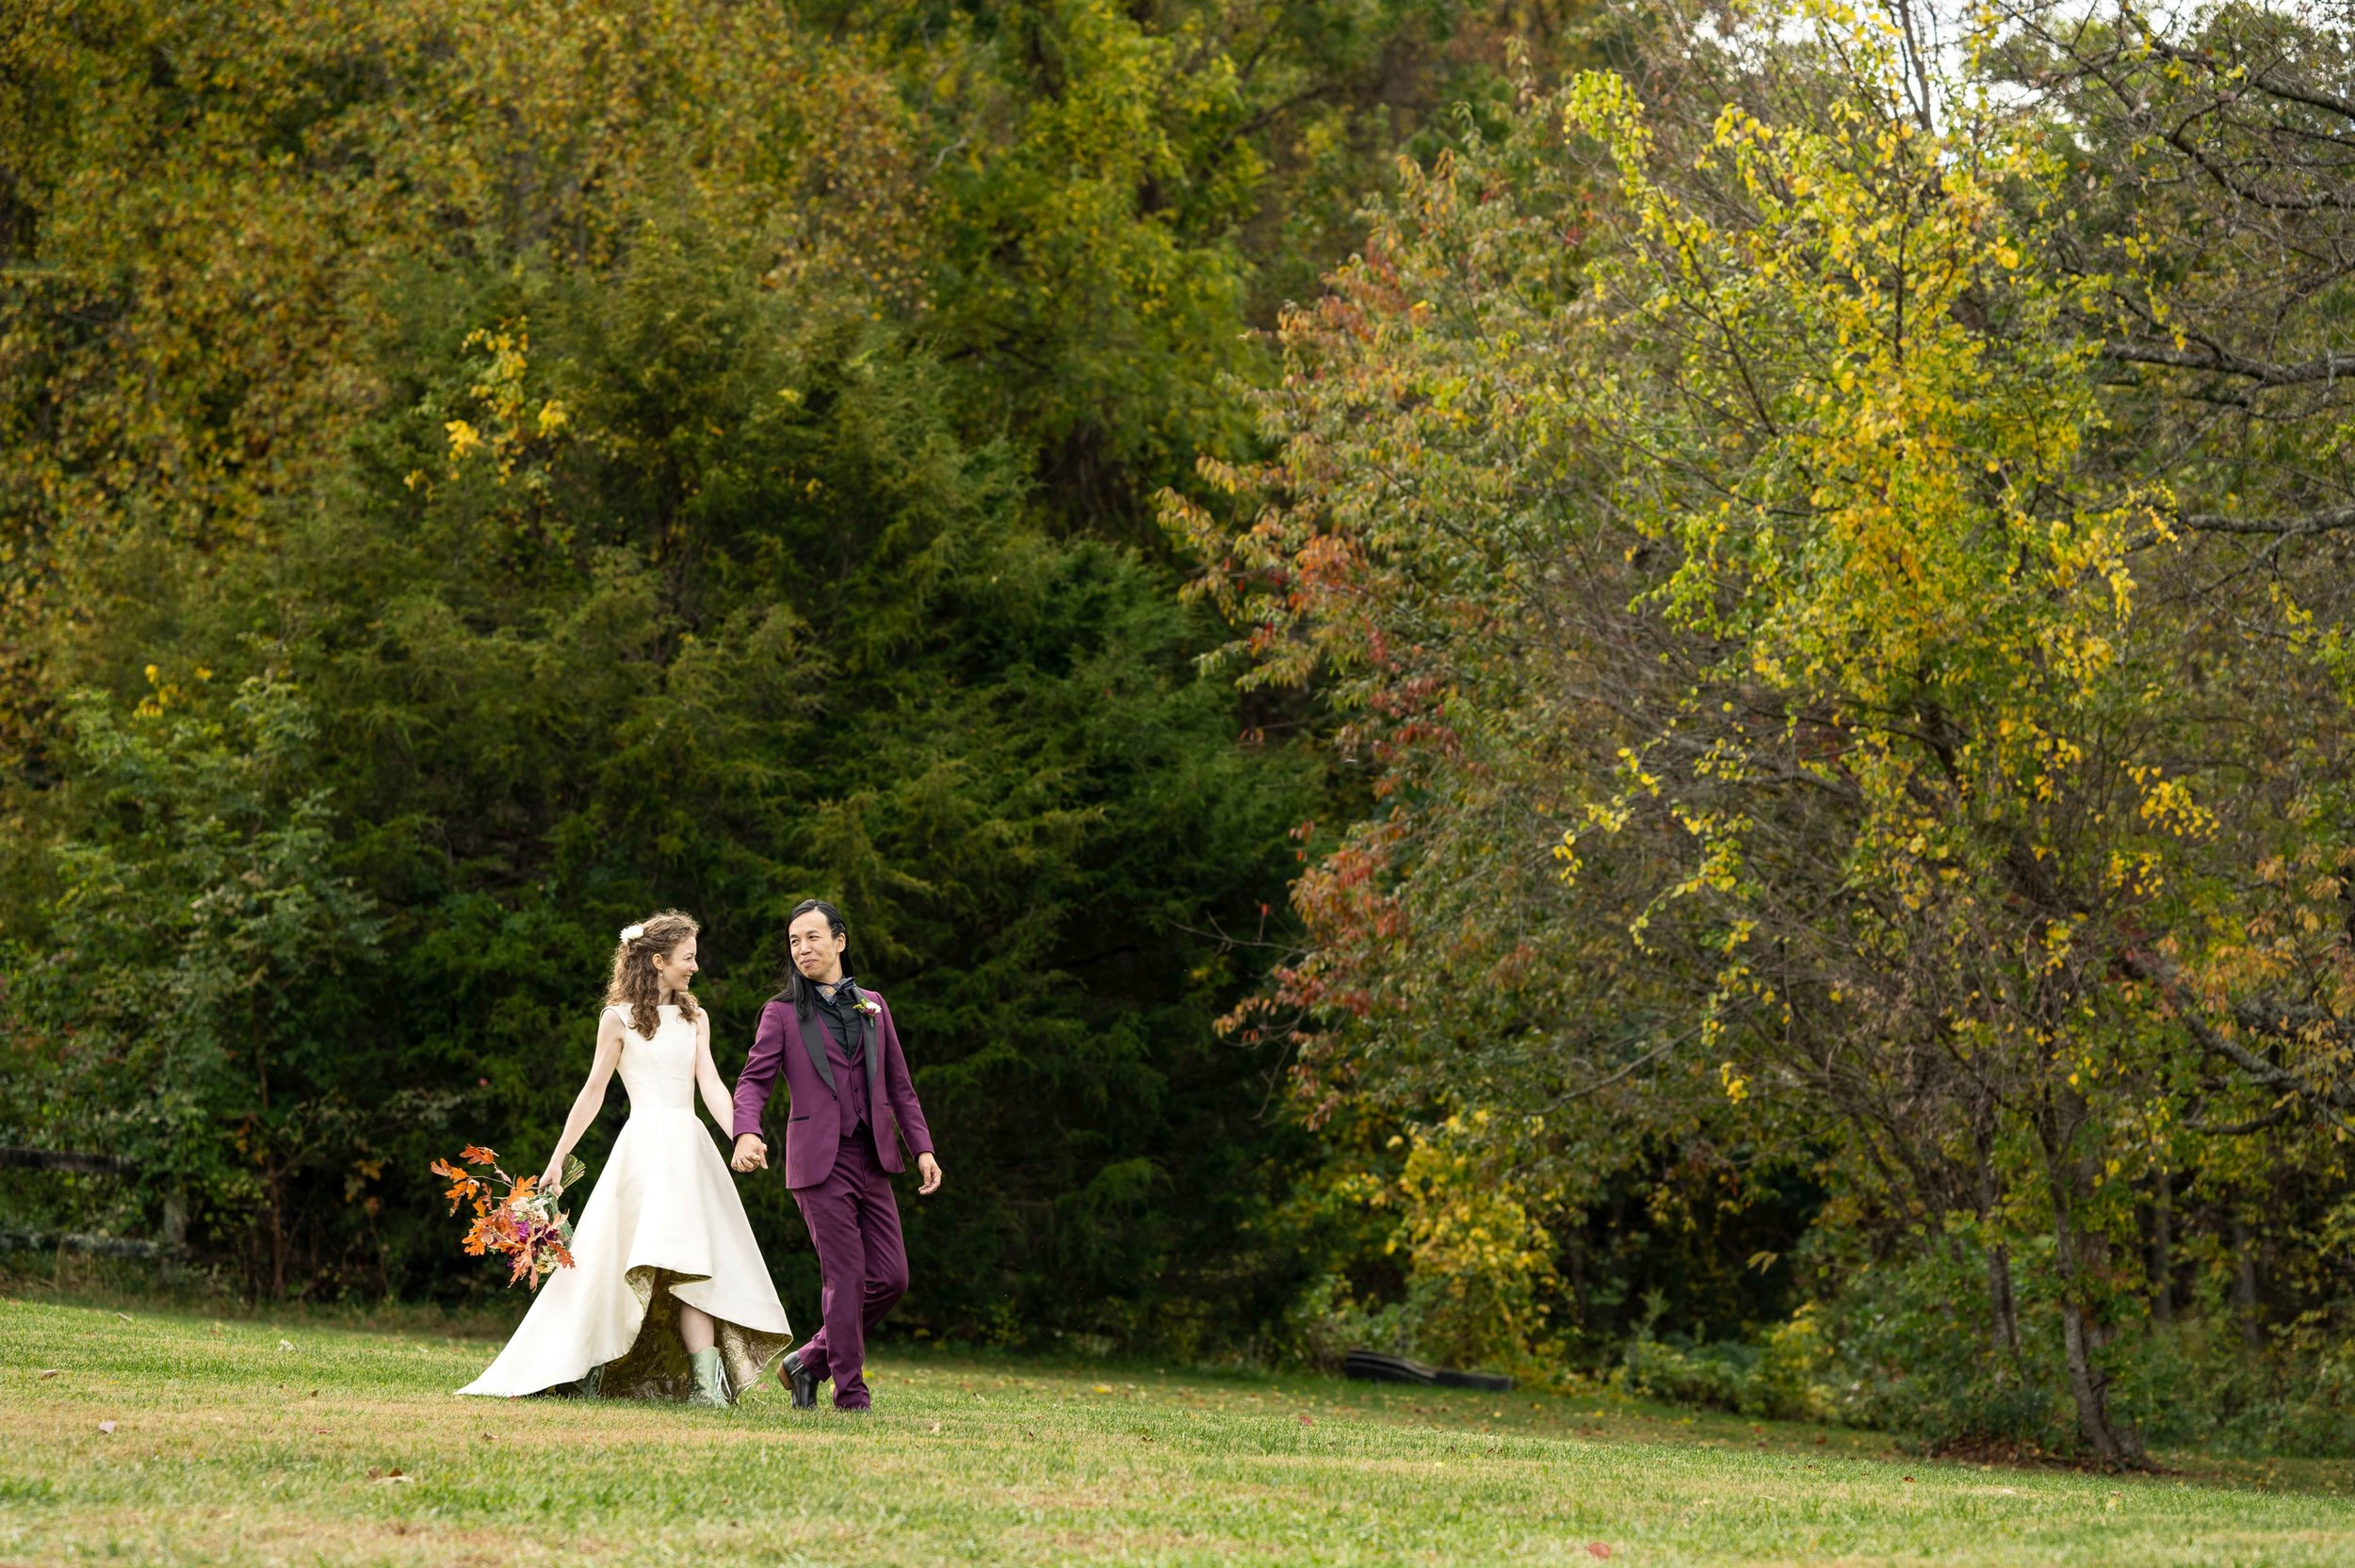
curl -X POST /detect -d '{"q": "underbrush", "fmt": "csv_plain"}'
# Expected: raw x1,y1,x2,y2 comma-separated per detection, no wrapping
1605,1251,2355,1461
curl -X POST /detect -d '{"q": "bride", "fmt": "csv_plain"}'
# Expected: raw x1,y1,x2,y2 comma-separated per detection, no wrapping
459,911,792,1405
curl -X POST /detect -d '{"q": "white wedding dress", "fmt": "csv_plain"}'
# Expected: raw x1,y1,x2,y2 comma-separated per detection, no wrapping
459,1004,792,1400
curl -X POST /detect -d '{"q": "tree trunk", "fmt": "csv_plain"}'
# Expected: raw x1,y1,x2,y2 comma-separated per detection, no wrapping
253,1007,283,1301
1564,1231,1589,1327
1987,1242,2021,1356
2040,1116,2143,1466
2149,1169,2174,1324
1972,1103,2021,1360
160,1188,187,1286
2233,1213,2263,1349
268,1171,286,1301
2052,1195,2140,1464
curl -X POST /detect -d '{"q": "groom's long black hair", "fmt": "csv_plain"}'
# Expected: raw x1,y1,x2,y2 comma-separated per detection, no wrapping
774,897,855,1018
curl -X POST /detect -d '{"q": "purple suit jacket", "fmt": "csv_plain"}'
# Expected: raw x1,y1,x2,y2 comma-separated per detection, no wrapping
731,989,934,1190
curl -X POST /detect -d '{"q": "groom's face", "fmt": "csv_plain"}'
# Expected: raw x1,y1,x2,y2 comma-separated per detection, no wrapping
788,911,848,981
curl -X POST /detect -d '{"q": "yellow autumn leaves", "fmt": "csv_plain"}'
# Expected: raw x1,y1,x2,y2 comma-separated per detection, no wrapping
440,323,569,486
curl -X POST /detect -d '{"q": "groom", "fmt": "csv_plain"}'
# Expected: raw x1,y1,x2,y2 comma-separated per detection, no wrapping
730,898,942,1412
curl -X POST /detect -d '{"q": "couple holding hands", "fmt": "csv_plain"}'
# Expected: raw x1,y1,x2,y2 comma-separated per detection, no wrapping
459,899,940,1413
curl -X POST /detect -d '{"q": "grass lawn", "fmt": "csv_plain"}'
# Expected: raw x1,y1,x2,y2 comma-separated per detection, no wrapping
2,1296,2349,1566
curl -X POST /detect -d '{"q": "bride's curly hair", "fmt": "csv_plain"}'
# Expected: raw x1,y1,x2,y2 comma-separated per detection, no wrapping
606,910,703,1038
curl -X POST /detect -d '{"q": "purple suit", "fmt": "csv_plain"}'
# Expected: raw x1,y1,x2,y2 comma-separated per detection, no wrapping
731,989,934,1409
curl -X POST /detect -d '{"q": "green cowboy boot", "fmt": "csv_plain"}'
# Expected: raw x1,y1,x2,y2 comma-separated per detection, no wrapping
687,1347,731,1409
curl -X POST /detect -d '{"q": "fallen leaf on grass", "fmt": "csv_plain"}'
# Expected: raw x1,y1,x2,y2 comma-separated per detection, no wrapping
1585,1544,1614,1560
114,1313,132,1323
1298,1414,1314,1427
279,1339,294,1351
98,1421,116,1434
366,1468,413,1484
928,1422,941,1434
37,1369,58,1380
1902,1476,1915,1484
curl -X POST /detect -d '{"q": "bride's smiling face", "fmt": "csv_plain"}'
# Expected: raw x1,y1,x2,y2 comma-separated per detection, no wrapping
652,933,699,995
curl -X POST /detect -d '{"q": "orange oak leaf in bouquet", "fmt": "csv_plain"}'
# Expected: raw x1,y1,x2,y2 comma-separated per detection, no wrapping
430,1145,585,1289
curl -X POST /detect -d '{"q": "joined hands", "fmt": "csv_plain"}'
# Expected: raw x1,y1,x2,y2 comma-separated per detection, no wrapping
730,1134,943,1194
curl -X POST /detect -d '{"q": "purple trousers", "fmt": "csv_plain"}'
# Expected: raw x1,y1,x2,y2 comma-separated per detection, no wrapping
790,1129,909,1410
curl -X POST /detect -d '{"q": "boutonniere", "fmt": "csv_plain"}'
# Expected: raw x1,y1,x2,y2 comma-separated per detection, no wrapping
851,994,882,1017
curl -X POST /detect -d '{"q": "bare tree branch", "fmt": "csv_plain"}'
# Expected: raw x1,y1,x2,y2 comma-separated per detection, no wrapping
2103,339,2355,387
2177,503,2355,538
2121,952,2355,1134
2136,32,2355,125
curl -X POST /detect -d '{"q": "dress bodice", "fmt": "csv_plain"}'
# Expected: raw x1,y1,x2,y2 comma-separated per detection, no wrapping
615,1004,698,1113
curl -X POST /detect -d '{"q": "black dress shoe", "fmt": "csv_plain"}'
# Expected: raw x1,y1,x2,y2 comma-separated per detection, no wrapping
781,1350,819,1410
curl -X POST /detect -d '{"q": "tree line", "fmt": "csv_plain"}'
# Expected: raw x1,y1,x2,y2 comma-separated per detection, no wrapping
6,0,2352,1462
1173,0,2355,1460
0,0,1511,1350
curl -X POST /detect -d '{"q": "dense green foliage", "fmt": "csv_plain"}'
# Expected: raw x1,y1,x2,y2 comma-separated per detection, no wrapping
8,0,2355,1470
1174,0,2355,1460
0,0,1541,1341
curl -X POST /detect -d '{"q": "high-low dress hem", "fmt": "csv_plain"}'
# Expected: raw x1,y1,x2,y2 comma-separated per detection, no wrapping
457,1007,792,1402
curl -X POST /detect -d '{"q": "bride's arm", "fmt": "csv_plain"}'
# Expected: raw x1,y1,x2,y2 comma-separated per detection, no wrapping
691,1010,733,1131
540,1010,625,1191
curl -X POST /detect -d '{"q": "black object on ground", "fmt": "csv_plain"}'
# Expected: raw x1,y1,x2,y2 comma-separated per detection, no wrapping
1343,1349,1513,1393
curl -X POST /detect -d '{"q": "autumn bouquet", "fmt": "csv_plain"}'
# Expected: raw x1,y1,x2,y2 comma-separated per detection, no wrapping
430,1145,585,1289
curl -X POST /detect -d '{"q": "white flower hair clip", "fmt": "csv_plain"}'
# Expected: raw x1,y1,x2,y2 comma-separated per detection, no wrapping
619,923,647,943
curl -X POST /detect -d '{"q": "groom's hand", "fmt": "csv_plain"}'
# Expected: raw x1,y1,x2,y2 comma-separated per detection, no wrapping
730,1134,768,1172
916,1153,943,1195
